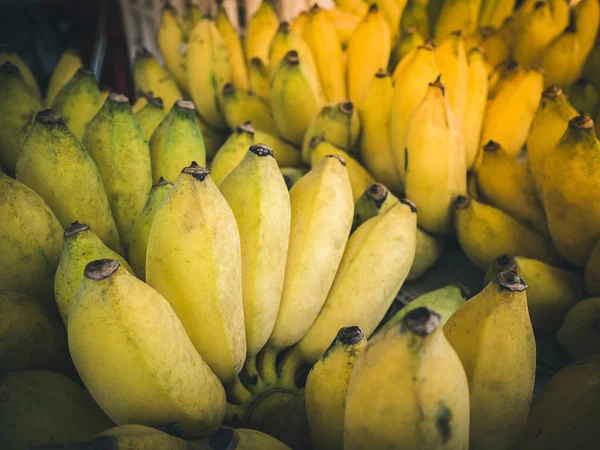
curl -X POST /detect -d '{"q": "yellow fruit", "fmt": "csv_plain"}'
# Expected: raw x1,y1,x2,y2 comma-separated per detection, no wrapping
435,0,481,39
401,0,430,41
269,21,317,81
196,111,227,161
206,427,292,450
480,22,513,69
245,0,280,64
556,297,600,360
216,4,249,91
134,94,166,139
390,25,426,72
133,48,182,110
254,129,303,167
157,3,188,91
0,50,41,101
248,57,271,102
221,82,278,134
323,7,362,48
463,47,488,169
209,121,255,187
408,227,446,280
45,49,82,108
478,0,516,28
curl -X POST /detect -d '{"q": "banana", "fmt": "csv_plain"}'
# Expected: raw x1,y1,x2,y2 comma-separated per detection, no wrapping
0,291,70,374
302,100,360,164
390,42,439,186
270,50,325,145
17,110,122,253
0,62,42,175
132,94,148,113
305,326,367,450
401,0,430,41
372,0,404,42
259,155,353,384
345,307,470,450
484,254,584,331
128,178,172,281
335,0,369,17
541,28,587,88
216,4,249,92
518,356,600,450
481,65,544,157
269,21,317,81
408,228,446,280
303,5,347,102
245,0,280,64
543,115,600,267
149,99,206,183
99,86,111,104
454,196,561,270
135,93,166,139
133,48,182,110
463,47,488,169
585,238,600,295
565,77,599,114
478,0,515,28
50,67,103,141
513,1,561,68
290,10,309,34
196,111,227,161
205,427,292,450
0,370,113,450
209,121,255,186
574,0,600,57
183,0,202,32
248,57,271,102
0,50,41,101
435,0,482,40
357,70,403,192
45,49,82,108
476,141,548,235
280,167,308,189
221,82,278,134
187,17,232,131
323,7,362,49
347,4,391,107
220,144,291,362
435,31,468,131
82,93,153,246
390,25,425,72
54,221,133,325
444,271,534,450
69,259,226,436
254,129,303,167
404,77,466,234
480,20,514,69
146,162,245,384
556,296,600,359
158,3,188,91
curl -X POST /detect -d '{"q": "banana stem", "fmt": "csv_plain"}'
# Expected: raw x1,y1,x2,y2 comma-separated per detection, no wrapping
257,345,279,386
279,348,303,390
224,402,247,426
226,375,254,405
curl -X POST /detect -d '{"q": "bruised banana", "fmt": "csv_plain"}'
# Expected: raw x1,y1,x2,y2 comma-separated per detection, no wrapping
221,82,278,135
45,48,82,108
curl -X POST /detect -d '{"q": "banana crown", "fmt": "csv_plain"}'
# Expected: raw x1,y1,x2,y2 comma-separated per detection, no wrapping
367,183,389,208
560,114,597,147
153,176,173,188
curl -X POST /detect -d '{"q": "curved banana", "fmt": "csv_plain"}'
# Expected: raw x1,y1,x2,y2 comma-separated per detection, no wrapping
480,21,513,69
248,57,271,101
513,1,561,68
401,0,430,41
269,21,317,83
435,0,481,40
390,25,425,72
0,50,41,101
556,297,600,360
45,49,82,108
323,7,362,48
216,4,249,92
478,0,516,29
464,47,489,169
221,82,278,134
157,3,188,91
245,0,280,64
133,48,182,110
210,122,255,186
134,94,165,139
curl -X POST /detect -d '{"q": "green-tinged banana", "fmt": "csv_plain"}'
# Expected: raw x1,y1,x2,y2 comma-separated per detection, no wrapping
357,70,402,192
248,57,270,101
0,50,41,101
401,0,430,41
310,137,376,201
323,7,362,49
149,99,206,183
221,82,278,134
390,42,439,185
585,238,600,295
209,121,255,187
305,326,367,450
347,4,391,107
556,297,600,360
69,259,226,436
408,228,446,280
0,62,42,175
0,171,62,302
245,0,279,64
269,21,316,82
82,93,152,246
484,254,583,331
45,49,82,108
454,196,561,270
280,167,308,190
513,1,561,68
527,85,577,200
481,66,544,157
205,427,292,450
565,77,599,114
283,199,417,374
435,31,468,131
220,144,291,360
260,155,353,382
435,0,482,39
345,307,470,450
17,110,122,253
187,17,231,131
404,77,467,234
128,178,173,281
518,356,600,450
135,93,166,139
444,271,534,450
216,4,249,92
183,0,202,32
54,222,133,325
0,291,70,373
146,163,245,383
476,141,548,235
480,22,513,69
254,129,303,167
51,67,102,141
197,112,227,160
302,100,360,163
158,3,188,91
270,50,325,145
390,26,425,73
478,0,515,28
133,48,182,110
464,47,488,169
303,5,347,102
372,0,403,42
0,370,113,450
379,285,466,333
543,115,600,267
541,24,588,88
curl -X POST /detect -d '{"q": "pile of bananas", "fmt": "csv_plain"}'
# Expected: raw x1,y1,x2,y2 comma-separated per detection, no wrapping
2,0,600,449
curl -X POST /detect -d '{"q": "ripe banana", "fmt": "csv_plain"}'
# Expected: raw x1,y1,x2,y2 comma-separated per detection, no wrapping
157,3,188,91
183,0,202,32
45,49,82,108
345,307,470,450
408,227,447,280
135,93,166,139
17,110,122,253
323,7,362,48
248,57,271,102
69,259,226,436
216,4,249,92
221,82,278,134
390,26,425,73
478,0,516,28
479,22,513,69
280,167,308,190
401,0,430,41
445,270,535,450
209,121,255,187
435,0,481,40
254,129,303,167
196,111,227,160
513,1,562,68
335,0,369,17
463,47,488,169
556,297,600,360
245,0,279,64
574,0,600,57
0,50,41,101
133,48,182,110
149,99,206,183
269,21,317,82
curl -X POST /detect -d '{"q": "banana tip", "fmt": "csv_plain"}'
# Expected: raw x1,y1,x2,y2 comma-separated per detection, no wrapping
64,221,90,238
400,198,417,213
84,259,120,281
0,61,19,73
249,143,274,157
402,307,440,336
454,195,471,210
570,115,594,130
182,161,210,181
36,109,63,125
337,326,364,345
497,270,527,292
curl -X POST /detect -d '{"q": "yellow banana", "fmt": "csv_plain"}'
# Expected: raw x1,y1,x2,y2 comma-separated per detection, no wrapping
463,47,489,169
323,7,362,49
131,94,147,113
0,50,41,101
290,10,309,34
478,0,515,28
221,82,278,134
435,0,482,40
157,3,188,91
574,0,600,57
480,21,514,69
390,26,425,73
133,48,182,110
183,0,202,32
513,1,561,68
209,122,255,186
408,227,446,280
254,129,303,167
269,21,317,81
69,259,226,436
541,28,587,88
216,4,249,91
245,0,280,64
280,167,308,189
401,0,431,41
335,0,370,17
135,93,166,139
556,297,600,360
372,0,404,42
45,49,82,108
196,111,227,160
248,57,271,101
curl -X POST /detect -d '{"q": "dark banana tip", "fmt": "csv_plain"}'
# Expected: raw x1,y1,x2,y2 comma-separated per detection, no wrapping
309,136,325,148
84,259,120,281
222,82,236,95
506,60,520,72
108,93,129,104
135,47,152,60
494,254,518,272
0,61,19,73
36,109,63,125
402,307,441,336
146,94,164,110
368,3,379,13
430,75,445,95
366,183,388,205
163,0,175,11
153,176,173,187
534,1,546,9
64,221,90,238
182,161,210,181
479,26,496,38
176,99,195,110
403,25,417,34
454,195,471,210
497,270,528,292
250,57,264,67
400,198,417,213
375,68,389,78
278,21,290,32
570,115,594,130
249,143,274,157
339,100,354,115
336,326,364,345
208,427,239,450
325,154,346,166
310,3,320,13
237,121,255,135
483,141,500,152
285,50,300,65
451,29,463,37
421,41,436,51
